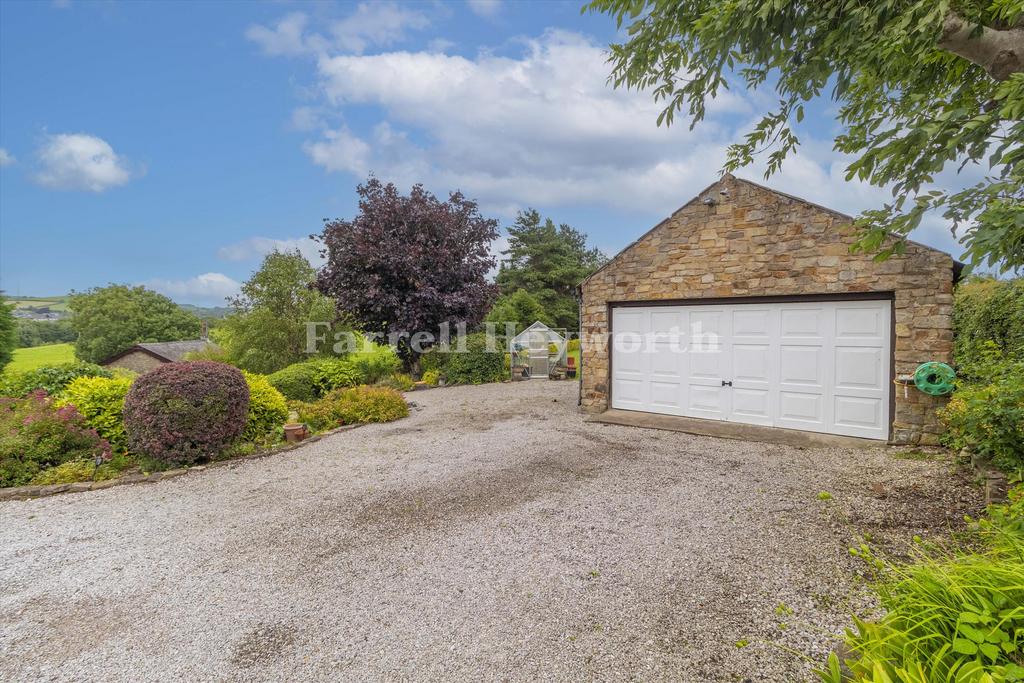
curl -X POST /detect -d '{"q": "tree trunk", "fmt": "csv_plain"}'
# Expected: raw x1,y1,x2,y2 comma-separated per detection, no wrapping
938,11,1024,81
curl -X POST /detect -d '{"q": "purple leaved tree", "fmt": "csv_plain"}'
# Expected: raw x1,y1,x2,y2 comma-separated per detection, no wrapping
315,177,499,372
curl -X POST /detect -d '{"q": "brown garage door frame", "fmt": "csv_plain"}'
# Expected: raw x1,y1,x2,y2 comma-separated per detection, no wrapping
606,291,897,441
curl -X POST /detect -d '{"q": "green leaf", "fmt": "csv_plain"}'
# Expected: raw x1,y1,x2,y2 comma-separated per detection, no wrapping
952,638,979,655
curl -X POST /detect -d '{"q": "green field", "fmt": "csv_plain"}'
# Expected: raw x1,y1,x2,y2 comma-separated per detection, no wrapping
7,296,71,313
6,343,76,372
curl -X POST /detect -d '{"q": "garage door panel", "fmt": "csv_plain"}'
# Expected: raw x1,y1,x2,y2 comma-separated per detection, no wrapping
780,345,823,386
650,381,682,411
611,299,890,440
834,396,884,433
732,308,771,337
688,384,728,419
651,310,683,335
835,347,884,390
777,391,825,426
836,305,886,339
781,307,825,337
650,344,681,376
732,388,771,424
733,344,770,382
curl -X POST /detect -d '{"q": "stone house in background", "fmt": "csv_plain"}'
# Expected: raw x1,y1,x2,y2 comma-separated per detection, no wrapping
100,340,217,374
579,175,960,445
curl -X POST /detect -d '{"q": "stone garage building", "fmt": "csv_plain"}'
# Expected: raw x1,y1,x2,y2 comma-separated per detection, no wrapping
579,175,960,445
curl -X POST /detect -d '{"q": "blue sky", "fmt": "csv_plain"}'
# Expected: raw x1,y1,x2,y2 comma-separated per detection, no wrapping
0,0,969,305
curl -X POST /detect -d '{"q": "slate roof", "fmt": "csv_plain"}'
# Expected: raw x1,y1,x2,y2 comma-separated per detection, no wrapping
101,339,215,365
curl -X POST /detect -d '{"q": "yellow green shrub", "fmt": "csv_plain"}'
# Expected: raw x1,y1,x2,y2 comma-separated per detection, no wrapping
56,375,133,454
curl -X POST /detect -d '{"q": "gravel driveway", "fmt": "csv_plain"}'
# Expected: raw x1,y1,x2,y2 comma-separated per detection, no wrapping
0,380,980,682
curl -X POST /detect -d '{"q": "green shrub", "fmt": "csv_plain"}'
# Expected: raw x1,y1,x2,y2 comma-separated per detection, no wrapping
818,487,1024,682
241,371,289,443
953,278,1024,380
56,375,133,454
30,455,129,485
267,362,319,402
0,361,112,398
444,333,505,384
421,369,440,386
567,338,580,353
347,340,401,384
183,345,235,364
310,357,362,394
377,373,414,391
123,361,250,465
0,391,112,487
296,386,408,432
419,347,448,374
308,342,402,394
940,345,1024,473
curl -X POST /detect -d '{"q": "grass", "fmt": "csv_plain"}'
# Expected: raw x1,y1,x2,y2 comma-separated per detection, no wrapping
8,296,70,312
6,343,76,372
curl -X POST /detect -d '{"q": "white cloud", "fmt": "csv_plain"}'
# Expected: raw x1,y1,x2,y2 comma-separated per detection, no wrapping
217,236,324,265
467,0,501,18
332,2,429,54
303,126,371,176
255,20,976,259
246,3,429,57
245,12,316,57
144,272,241,306
34,133,135,192
301,30,748,215
0,148,14,166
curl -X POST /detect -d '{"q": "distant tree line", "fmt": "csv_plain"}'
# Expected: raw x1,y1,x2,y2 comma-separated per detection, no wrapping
15,319,77,348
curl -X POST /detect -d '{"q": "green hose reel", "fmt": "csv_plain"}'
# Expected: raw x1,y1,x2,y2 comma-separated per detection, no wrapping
913,361,956,396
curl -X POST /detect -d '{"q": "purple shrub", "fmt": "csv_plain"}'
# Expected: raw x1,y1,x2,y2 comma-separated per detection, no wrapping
123,361,250,464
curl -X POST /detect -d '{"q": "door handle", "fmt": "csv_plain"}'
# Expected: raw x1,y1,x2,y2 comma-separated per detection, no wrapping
721,380,732,387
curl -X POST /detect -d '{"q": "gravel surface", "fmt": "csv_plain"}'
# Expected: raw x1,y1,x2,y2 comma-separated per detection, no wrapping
0,380,982,682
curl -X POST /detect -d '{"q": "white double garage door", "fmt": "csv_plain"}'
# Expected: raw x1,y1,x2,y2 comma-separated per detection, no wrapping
611,299,892,440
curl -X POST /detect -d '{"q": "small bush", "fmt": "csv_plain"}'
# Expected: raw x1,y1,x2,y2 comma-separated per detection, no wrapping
421,369,440,386
310,357,363,394
0,391,112,487
267,362,319,402
0,361,112,398
56,375,133,454
123,361,250,465
241,371,288,443
377,373,414,391
347,340,401,384
30,455,128,485
567,338,580,353
940,345,1024,473
444,333,505,384
296,386,408,431
419,347,448,374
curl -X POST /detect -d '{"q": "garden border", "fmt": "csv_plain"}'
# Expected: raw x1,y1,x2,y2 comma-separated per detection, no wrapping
0,423,362,502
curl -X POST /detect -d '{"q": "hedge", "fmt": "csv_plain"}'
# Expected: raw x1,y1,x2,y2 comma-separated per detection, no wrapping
952,277,1024,380
443,333,506,384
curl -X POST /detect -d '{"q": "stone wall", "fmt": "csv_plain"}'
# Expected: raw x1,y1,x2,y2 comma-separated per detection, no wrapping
105,350,165,375
580,176,956,445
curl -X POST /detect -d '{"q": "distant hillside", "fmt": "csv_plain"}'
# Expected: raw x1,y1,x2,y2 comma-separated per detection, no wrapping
178,303,232,319
4,294,231,320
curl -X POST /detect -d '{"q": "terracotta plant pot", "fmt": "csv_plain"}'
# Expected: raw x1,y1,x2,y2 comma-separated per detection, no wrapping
283,423,308,443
